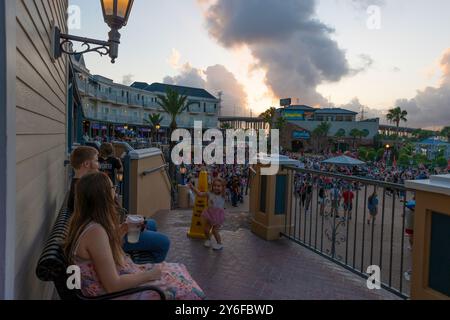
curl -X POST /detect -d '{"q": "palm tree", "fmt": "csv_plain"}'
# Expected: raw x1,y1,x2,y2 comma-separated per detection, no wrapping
350,129,362,149
156,88,191,199
259,107,277,129
220,123,232,130
441,126,450,143
313,122,331,152
386,107,408,149
274,116,287,130
335,129,346,152
144,113,164,142
157,88,190,136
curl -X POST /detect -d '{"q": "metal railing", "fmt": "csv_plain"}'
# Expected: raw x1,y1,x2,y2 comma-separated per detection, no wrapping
281,166,412,299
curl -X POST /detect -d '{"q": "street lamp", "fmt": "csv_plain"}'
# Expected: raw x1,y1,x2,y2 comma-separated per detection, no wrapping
180,165,187,185
155,123,161,143
53,0,134,63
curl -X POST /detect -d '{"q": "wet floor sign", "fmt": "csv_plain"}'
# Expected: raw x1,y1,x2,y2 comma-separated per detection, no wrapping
188,171,209,239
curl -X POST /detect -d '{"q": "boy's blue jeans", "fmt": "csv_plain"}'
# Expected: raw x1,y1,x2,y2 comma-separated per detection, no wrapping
123,219,170,263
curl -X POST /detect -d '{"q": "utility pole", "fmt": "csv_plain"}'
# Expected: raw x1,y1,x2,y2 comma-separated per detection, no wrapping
217,91,223,117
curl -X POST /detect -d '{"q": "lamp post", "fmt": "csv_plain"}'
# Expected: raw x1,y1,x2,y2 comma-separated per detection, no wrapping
180,165,187,186
385,144,391,167
53,0,134,63
155,123,161,143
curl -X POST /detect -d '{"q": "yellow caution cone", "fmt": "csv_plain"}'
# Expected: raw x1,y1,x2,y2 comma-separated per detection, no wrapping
188,170,209,239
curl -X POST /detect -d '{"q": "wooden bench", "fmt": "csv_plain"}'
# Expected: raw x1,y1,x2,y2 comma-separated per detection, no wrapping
35,197,166,300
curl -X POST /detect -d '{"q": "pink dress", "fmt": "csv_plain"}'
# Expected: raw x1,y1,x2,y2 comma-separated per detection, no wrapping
201,193,225,227
72,223,205,300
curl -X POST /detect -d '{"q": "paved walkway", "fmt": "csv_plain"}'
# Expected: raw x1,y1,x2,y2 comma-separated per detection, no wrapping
153,207,400,300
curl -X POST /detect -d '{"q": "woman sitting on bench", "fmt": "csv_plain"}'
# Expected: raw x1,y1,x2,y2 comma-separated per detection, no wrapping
64,172,205,300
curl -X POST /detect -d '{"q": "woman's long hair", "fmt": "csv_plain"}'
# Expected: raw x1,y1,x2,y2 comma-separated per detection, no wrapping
64,172,125,266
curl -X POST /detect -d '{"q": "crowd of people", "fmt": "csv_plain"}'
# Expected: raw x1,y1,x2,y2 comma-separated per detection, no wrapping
65,140,434,296
184,164,249,208
282,150,443,184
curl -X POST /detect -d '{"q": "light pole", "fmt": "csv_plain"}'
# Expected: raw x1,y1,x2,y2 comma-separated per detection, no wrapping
155,123,161,143
180,165,187,186
385,144,391,167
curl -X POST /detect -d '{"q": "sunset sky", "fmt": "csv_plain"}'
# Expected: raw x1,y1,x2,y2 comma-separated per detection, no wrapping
69,0,450,129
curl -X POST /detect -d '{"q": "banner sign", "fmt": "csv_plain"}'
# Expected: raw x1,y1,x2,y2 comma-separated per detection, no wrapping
284,110,305,121
293,130,311,140
280,98,292,107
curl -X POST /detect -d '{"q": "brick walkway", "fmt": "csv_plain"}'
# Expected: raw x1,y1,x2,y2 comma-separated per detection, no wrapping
153,208,400,300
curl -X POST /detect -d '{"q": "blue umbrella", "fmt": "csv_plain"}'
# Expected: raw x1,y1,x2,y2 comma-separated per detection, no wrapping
322,155,366,166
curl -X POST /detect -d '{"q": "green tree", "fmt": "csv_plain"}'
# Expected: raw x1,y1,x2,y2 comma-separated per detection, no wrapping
398,154,411,168
367,150,377,162
350,129,363,148
414,153,429,166
441,126,450,143
358,147,368,161
436,156,448,168
313,122,331,152
144,113,164,142
386,107,408,149
220,123,232,130
334,129,346,152
157,89,192,195
259,107,277,129
377,148,386,161
274,116,287,130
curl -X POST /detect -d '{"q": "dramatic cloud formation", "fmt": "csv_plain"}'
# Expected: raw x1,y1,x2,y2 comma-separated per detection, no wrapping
338,98,385,121
395,49,450,129
201,0,352,106
164,63,249,116
164,63,206,89
350,54,374,75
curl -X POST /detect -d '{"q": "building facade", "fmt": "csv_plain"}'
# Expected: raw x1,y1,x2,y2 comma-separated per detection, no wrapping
279,105,380,152
1,0,69,299
73,55,220,142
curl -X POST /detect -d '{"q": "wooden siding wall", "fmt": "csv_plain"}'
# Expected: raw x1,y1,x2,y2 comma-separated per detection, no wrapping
15,0,68,299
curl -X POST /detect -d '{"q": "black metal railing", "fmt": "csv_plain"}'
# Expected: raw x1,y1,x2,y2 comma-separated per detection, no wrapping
281,166,413,299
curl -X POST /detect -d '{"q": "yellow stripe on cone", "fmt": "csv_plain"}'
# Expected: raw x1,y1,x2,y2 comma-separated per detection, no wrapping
188,170,209,239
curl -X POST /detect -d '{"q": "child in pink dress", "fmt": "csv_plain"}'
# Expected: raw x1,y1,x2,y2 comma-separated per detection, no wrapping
189,178,226,251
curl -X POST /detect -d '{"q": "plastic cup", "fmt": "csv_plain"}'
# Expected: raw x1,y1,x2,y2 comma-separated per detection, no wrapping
126,215,144,244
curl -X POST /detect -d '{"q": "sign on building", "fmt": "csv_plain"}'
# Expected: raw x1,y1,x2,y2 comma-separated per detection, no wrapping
284,110,305,121
280,98,292,107
292,130,311,140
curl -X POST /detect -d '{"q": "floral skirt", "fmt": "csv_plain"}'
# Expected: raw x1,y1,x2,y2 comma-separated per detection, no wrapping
79,258,205,300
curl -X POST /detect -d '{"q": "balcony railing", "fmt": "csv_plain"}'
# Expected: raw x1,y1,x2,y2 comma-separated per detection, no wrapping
281,166,412,299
